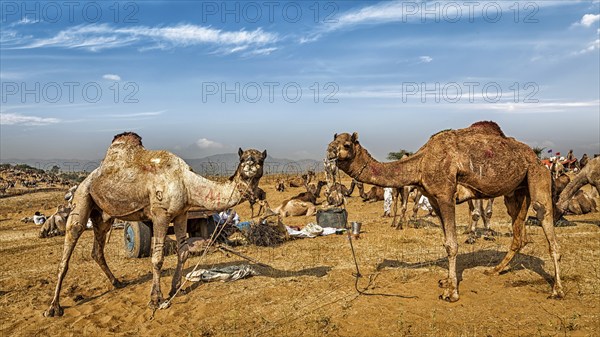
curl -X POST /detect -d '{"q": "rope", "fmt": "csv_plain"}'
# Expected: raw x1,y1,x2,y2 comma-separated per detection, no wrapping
157,180,254,311
332,159,417,299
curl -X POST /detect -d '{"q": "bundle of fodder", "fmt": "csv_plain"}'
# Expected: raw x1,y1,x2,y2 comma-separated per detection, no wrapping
243,218,288,247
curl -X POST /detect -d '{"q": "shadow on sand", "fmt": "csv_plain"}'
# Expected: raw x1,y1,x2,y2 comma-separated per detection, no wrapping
376,249,554,286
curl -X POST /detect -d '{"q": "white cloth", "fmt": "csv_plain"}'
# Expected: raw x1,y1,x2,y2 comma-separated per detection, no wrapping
33,215,46,225
185,265,258,282
418,195,433,211
383,188,393,213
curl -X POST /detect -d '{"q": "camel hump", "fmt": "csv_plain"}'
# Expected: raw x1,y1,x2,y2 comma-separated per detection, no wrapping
112,132,143,146
469,121,505,137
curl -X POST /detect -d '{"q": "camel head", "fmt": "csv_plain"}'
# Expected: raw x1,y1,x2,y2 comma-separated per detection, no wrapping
236,148,267,180
327,132,359,163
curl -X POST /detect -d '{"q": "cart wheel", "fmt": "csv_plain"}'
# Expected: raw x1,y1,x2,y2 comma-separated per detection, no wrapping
124,221,152,258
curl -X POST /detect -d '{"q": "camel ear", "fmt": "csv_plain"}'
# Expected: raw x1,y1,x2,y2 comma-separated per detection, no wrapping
351,132,359,143
238,148,243,158
333,133,338,140
262,150,267,159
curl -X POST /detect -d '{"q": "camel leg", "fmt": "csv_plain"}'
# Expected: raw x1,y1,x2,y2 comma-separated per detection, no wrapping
90,214,123,288
529,167,564,299
391,189,400,229
411,190,422,220
169,213,190,297
394,187,409,230
481,199,495,240
436,198,460,302
44,197,92,317
486,190,529,275
464,199,480,244
149,214,169,309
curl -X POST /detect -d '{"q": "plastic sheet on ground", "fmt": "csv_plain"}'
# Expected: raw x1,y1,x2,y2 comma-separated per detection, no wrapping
185,265,258,283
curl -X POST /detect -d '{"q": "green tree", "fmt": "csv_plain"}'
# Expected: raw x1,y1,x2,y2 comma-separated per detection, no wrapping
50,165,60,174
387,149,413,161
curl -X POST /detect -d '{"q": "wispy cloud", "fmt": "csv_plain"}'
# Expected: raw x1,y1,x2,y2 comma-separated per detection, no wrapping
0,112,60,126
104,110,166,118
196,138,224,149
4,23,278,54
102,74,121,81
573,38,600,55
418,56,433,63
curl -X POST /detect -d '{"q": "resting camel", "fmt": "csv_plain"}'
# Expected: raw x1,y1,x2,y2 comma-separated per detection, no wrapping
356,182,385,202
556,157,600,215
270,180,326,217
275,178,286,192
44,132,266,316
327,121,563,302
288,171,315,188
39,205,72,238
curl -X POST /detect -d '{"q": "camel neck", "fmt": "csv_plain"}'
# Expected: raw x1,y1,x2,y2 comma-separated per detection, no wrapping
343,146,422,188
184,170,246,211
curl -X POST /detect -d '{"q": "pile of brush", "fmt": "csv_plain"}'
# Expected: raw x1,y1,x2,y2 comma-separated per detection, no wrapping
242,216,289,247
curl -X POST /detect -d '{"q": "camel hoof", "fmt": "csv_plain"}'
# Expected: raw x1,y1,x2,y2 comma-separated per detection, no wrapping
113,280,127,289
438,278,450,288
549,289,565,300
465,236,477,245
439,291,459,302
43,305,64,317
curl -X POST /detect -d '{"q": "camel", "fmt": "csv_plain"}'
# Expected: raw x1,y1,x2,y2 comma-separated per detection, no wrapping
556,157,600,216
270,180,326,217
275,178,286,192
464,199,494,244
271,199,317,217
44,132,266,317
327,121,563,302
249,187,269,217
289,171,315,188
579,154,589,170
39,205,72,238
356,182,385,202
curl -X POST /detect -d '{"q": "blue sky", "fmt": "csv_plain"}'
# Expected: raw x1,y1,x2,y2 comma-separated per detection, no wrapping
1,0,599,162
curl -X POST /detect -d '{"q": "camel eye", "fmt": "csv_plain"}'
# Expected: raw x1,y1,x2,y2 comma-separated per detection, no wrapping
343,143,351,149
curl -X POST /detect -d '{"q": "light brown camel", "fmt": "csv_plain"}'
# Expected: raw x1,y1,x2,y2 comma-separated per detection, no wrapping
44,132,266,317
356,182,385,202
272,199,316,217
289,170,315,188
557,157,600,215
327,121,563,302
39,205,72,238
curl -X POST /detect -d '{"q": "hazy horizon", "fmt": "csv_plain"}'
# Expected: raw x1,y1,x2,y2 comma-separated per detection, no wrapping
2,1,599,161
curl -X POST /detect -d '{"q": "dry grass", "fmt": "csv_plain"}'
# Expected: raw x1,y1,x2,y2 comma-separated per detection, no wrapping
0,174,599,336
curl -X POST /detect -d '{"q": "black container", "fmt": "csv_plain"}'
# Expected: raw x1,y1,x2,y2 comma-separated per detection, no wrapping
316,208,348,228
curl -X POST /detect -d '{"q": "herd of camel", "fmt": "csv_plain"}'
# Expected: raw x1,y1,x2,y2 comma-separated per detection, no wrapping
42,121,600,317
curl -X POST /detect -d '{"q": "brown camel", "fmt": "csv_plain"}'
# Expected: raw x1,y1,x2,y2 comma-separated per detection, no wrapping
44,132,266,317
271,199,317,217
579,154,589,170
464,198,495,244
249,187,269,217
275,178,286,192
289,170,315,188
557,157,600,215
327,121,563,302
356,181,385,202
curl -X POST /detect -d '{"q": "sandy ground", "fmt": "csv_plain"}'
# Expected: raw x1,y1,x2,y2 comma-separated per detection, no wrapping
1,175,599,337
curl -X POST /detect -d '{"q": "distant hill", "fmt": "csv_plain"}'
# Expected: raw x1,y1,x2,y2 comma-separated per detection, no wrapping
1,154,323,176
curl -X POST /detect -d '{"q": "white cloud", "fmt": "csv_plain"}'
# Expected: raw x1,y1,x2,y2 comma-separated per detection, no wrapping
196,138,224,149
574,39,600,55
0,112,60,126
418,56,433,63
102,74,121,81
578,14,600,27
8,24,278,54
